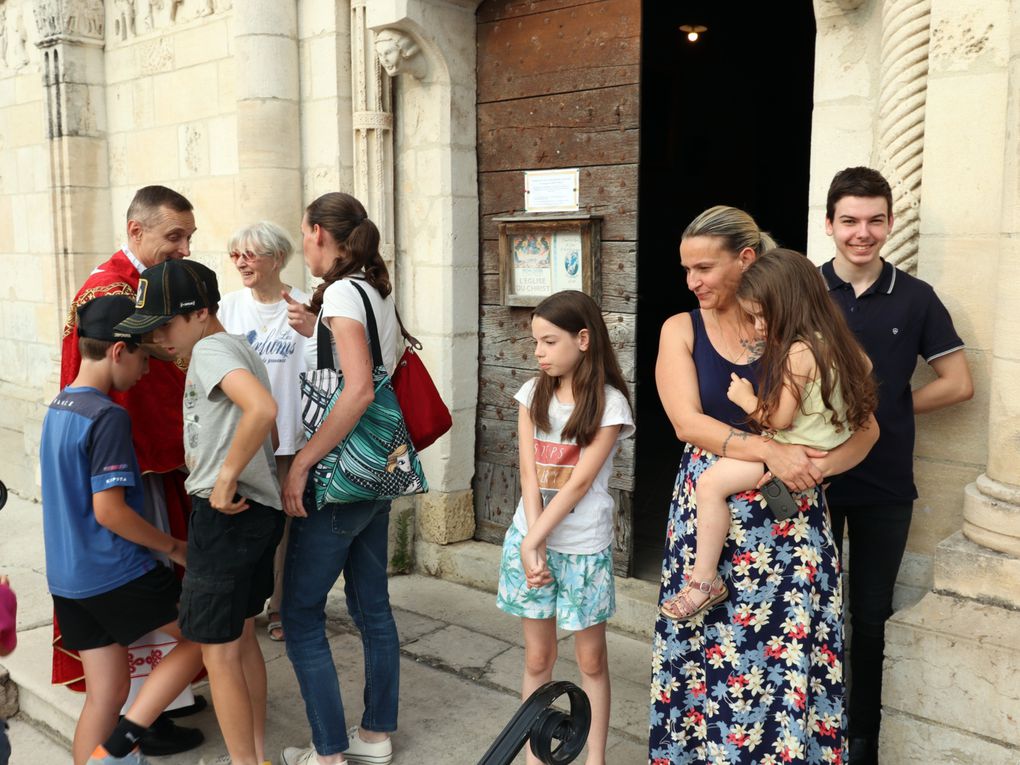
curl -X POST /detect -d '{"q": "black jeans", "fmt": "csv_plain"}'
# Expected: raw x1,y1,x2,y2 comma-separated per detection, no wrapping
829,501,913,740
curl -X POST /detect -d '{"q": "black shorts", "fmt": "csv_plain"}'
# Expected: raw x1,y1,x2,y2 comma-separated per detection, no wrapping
53,565,181,651
179,496,284,644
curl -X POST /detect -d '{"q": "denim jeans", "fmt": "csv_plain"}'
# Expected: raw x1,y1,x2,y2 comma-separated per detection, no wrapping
281,486,399,756
829,501,913,740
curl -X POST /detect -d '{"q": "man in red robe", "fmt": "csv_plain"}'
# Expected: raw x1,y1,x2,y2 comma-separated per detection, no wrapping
55,185,204,756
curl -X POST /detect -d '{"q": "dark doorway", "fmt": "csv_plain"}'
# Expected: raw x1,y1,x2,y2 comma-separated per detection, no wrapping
632,1,817,580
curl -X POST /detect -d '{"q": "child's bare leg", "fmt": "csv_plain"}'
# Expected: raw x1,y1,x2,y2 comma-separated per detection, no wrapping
573,623,610,765
203,627,258,765
76,645,130,765
239,618,267,761
687,458,764,601
521,618,557,765
661,459,761,620
119,621,204,728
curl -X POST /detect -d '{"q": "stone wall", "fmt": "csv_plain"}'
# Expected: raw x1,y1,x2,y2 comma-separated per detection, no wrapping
0,0,51,494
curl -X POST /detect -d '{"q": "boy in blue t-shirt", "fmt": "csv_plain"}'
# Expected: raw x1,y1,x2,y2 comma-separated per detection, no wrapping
40,296,205,765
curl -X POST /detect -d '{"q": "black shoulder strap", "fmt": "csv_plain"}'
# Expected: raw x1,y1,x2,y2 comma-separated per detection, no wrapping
316,312,333,370
348,280,386,369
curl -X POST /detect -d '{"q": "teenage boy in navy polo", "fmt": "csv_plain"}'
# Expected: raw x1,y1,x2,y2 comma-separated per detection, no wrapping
116,259,283,765
40,296,204,765
821,167,974,764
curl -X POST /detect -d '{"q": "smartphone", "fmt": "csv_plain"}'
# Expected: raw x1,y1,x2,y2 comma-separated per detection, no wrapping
761,476,799,521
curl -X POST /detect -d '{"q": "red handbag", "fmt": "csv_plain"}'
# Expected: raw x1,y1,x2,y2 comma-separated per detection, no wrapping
391,317,452,451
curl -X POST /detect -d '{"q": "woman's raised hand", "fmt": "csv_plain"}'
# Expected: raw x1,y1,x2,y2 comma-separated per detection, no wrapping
283,290,316,338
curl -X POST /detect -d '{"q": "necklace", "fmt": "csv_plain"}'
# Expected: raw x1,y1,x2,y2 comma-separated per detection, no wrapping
707,308,763,364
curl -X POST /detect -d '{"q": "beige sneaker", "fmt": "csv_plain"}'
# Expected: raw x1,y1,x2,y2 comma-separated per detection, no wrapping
343,727,392,765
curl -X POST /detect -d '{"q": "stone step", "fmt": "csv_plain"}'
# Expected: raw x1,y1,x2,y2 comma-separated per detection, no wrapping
414,538,660,638
882,591,1020,764
933,530,1020,609
1,624,81,746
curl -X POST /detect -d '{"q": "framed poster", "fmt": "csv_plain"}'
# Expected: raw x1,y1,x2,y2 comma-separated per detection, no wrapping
496,215,601,307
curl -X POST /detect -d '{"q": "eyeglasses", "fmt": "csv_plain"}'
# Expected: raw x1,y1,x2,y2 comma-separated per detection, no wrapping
229,250,264,263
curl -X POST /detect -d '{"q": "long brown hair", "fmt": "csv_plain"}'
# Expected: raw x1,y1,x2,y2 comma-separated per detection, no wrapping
529,291,630,447
305,192,391,315
737,248,876,433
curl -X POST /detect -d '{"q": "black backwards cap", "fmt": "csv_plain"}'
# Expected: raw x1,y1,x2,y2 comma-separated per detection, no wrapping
115,259,220,334
77,295,145,343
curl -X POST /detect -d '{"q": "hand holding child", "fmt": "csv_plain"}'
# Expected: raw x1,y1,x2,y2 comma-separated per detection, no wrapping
520,536,553,589
727,372,757,414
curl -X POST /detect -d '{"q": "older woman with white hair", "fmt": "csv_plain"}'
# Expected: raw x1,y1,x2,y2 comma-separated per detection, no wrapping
219,220,309,642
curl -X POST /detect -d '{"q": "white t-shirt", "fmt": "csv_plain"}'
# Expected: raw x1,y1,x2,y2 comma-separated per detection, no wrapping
305,276,402,376
219,287,310,456
511,377,635,554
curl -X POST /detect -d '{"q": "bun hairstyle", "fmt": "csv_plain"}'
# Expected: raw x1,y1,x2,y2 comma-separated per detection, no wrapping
682,205,776,257
530,290,631,448
305,192,391,315
737,248,877,434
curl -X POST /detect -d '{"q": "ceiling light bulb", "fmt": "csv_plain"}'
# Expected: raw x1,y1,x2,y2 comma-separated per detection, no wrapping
679,24,707,43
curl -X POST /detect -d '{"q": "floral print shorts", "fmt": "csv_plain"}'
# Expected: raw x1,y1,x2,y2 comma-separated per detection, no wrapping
496,524,615,631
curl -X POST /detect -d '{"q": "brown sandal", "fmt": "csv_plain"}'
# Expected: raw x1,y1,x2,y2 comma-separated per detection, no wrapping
660,575,729,622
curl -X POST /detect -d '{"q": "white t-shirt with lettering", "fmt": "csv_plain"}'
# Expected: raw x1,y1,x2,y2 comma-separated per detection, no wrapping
304,276,401,377
511,377,635,554
219,287,310,456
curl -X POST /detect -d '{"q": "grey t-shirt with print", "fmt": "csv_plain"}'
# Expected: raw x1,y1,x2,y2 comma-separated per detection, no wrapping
183,332,281,509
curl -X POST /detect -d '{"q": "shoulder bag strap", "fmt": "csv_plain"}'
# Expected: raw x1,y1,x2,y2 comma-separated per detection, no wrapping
316,311,334,370
348,280,386,369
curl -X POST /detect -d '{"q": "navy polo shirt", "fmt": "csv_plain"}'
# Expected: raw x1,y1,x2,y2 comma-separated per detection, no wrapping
820,259,964,505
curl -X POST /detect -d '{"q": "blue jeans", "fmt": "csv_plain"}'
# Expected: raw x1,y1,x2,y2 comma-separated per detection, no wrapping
0,719,9,765
281,486,398,756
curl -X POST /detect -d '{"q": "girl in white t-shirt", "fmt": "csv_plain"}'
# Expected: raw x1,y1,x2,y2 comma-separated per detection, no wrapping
496,290,634,765
219,220,308,643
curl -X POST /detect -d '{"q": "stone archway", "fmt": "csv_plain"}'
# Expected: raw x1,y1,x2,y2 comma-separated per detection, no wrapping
359,0,482,543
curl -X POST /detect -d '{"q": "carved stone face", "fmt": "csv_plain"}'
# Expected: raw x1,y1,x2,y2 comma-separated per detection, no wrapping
375,38,402,75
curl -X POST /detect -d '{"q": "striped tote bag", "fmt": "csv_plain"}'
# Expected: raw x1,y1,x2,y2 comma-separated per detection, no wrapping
300,280,427,509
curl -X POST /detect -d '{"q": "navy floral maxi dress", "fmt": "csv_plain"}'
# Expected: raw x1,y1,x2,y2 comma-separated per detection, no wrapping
648,311,846,765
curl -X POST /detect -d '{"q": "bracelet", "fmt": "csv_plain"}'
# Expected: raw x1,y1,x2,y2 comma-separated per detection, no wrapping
761,430,777,442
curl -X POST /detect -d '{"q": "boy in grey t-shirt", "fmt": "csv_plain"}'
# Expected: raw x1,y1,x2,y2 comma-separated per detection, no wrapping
116,259,284,765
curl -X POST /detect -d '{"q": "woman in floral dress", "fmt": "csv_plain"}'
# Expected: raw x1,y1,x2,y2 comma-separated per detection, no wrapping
648,206,879,764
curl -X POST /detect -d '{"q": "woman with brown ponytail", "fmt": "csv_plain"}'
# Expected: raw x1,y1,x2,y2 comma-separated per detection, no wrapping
279,193,400,765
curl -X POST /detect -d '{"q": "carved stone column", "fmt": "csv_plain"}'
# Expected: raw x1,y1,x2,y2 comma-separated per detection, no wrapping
33,0,112,333
363,0,481,546
232,0,302,288
875,0,931,275
350,1,396,272
880,7,1020,760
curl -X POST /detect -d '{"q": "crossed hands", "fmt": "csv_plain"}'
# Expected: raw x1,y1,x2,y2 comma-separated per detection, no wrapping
283,291,317,339
520,535,553,589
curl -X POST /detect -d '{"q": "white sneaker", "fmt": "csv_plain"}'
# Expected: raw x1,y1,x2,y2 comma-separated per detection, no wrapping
343,727,392,765
280,747,334,765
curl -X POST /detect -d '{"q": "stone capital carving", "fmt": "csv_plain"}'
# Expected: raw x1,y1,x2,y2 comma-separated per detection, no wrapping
34,0,105,46
374,28,427,80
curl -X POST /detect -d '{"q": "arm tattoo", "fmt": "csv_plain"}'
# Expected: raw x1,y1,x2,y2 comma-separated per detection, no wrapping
720,428,748,457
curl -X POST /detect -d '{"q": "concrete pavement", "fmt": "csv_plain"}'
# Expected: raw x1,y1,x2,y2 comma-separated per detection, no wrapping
0,492,652,764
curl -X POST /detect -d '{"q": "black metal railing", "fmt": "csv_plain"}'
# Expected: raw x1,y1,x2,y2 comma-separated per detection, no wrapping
477,681,591,765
